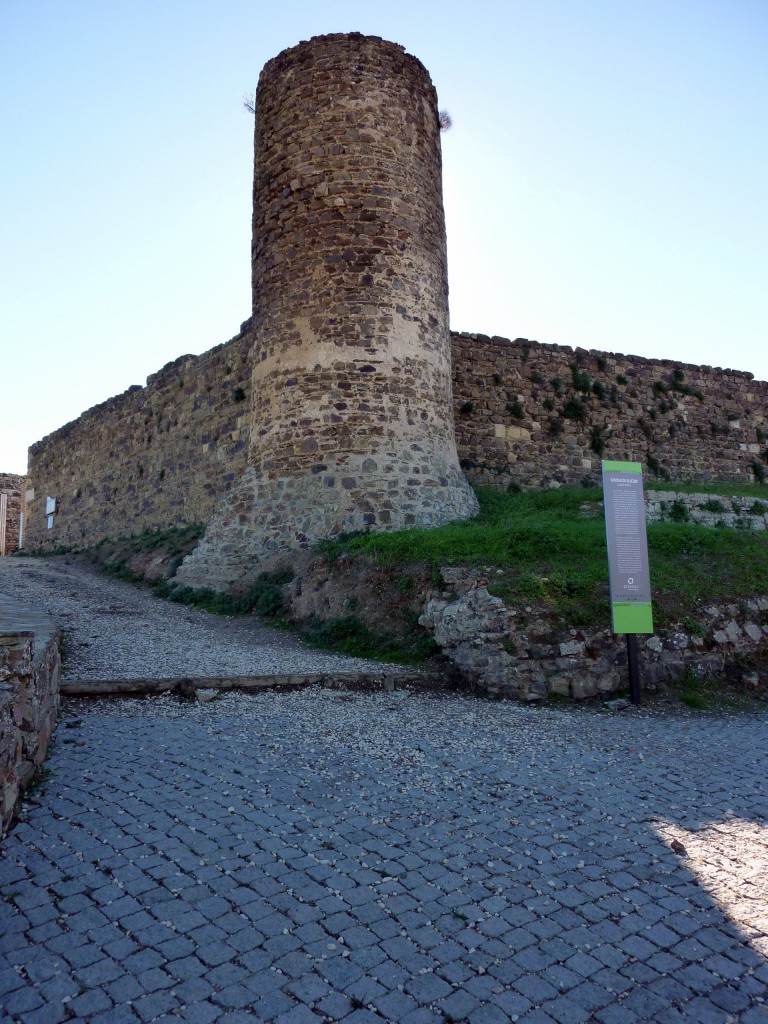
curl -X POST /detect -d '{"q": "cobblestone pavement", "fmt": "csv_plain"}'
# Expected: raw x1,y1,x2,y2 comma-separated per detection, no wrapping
1,689,767,1024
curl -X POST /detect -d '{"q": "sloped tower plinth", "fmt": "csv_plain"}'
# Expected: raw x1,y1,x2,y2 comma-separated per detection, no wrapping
178,33,477,590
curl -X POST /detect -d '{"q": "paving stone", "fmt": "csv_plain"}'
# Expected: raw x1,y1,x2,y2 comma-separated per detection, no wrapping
175,1001,222,1024
68,987,114,1017
250,989,296,1019
1,688,767,1024
404,971,453,1004
541,995,594,1024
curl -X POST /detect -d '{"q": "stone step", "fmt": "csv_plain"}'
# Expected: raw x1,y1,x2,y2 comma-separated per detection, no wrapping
60,669,438,697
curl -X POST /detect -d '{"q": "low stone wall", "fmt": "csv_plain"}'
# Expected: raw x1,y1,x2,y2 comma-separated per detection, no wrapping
420,568,768,701
646,490,768,530
0,473,23,555
0,627,61,839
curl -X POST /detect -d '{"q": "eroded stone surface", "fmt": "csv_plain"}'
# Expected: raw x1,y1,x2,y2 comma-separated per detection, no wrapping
421,568,768,701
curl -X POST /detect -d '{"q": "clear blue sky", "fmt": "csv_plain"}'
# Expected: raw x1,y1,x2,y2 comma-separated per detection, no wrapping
2,0,766,474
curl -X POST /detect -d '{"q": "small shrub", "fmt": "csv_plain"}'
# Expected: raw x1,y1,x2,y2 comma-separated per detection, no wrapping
589,425,605,457
542,398,554,412
23,767,52,801
397,575,415,595
570,365,591,393
653,380,669,396
669,499,690,523
563,397,587,421
506,399,525,419
302,615,436,664
597,357,607,372
616,374,628,385
459,400,474,416
161,569,293,618
681,616,706,637
752,460,766,485
551,377,563,393
549,418,564,436
646,454,662,477
530,371,544,385
749,500,767,516
702,498,725,513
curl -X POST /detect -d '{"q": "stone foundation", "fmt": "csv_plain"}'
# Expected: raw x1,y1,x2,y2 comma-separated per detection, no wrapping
420,568,768,701
176,456,475,589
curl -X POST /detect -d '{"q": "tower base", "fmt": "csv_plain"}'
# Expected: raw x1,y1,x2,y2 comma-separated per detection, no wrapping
175,456,478,592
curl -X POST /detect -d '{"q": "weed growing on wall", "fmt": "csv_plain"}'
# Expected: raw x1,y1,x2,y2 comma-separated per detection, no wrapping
506,399,525,419
589,425,605,456
563,397,587,421
570,365,591,393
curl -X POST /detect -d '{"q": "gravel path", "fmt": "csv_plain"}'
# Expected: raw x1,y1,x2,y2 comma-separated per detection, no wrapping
0,557,391,681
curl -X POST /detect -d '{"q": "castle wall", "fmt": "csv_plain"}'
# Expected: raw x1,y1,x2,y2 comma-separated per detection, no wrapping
0,474,24,555
452,334,768,489
24,329,768,555
24,329,252,551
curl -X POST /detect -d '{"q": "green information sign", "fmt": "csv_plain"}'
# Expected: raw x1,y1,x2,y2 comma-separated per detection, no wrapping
602,461,654,634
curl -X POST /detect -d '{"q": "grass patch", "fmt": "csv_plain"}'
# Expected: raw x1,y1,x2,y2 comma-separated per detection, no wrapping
675,670,751,712
22,766,52,801
300,615,438,665
320,486,768,629
156,570,294,619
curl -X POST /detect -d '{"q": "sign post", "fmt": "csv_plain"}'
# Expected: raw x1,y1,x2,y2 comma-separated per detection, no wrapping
601,461,654,704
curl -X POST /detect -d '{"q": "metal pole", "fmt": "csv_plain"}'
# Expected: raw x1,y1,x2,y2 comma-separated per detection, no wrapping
626,633,642,705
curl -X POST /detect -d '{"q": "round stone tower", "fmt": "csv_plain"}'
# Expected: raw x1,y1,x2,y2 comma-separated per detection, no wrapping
178,33,477,590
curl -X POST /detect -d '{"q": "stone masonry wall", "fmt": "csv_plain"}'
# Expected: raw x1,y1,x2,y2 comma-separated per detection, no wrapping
646,491,768,530
24,329,768,555
0,474,23,555
420,568,768,701
0,630,61,839
24,328,768,556
24,327,253,551
452,333,768,489
176,33,477,590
